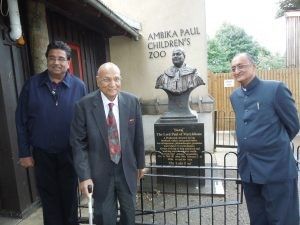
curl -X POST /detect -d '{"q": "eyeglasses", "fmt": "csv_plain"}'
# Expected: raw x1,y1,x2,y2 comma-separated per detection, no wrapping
47,57,68,63
100,77,122,84
231,64,251,72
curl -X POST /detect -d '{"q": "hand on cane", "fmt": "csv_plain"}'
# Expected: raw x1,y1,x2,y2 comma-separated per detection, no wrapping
79,179,94,198
87,184,93,225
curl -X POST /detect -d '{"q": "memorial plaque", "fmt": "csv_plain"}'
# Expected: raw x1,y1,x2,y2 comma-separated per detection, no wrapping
154,122,204,167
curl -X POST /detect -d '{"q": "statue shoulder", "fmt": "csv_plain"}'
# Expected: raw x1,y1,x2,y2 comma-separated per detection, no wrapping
155,73,167,89
194,73,205,85
164,66,176,77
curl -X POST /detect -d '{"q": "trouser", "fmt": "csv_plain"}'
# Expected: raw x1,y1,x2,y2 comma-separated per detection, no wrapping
33,148,79,225
242,178,299,225
94,161,136,225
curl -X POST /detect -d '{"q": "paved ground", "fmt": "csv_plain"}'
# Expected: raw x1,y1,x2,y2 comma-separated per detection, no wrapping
1,136,299,225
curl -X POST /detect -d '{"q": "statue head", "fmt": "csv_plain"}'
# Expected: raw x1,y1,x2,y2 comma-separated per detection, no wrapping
172,47,185,68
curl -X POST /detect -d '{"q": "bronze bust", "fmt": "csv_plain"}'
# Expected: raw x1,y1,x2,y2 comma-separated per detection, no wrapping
155,48,205,122
155,48,205,94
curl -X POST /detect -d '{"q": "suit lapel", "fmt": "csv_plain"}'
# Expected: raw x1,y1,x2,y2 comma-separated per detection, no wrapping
118,93,129,150
92,91,109,149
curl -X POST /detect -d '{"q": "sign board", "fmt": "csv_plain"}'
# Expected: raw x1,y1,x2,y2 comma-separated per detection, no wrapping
224,79,235,87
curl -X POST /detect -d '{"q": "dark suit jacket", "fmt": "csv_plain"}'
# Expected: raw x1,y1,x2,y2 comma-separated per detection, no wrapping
70,90,145,201
230,77,299,184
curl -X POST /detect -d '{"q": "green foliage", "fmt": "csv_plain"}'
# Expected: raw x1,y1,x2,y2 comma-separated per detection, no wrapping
207,39,230,73
276,0,300,18
207,23,285,73
257,52,285,70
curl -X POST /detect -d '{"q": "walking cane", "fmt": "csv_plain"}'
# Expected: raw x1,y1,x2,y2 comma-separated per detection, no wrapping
87,185,93,225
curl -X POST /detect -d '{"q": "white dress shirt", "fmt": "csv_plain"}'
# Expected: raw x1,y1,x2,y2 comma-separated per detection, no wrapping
101,92,120,137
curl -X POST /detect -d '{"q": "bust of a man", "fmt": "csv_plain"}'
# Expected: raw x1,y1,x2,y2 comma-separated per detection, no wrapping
155,47,205,94
155,48,205,122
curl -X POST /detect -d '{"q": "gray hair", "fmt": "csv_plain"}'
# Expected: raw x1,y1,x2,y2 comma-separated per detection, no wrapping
233,52,256,65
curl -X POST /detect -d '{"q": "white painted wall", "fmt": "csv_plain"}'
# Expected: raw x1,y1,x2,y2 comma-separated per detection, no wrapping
103,0,207,101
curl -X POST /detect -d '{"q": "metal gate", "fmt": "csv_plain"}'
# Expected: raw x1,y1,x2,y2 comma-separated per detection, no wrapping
214,111,237,149
78,151,245,225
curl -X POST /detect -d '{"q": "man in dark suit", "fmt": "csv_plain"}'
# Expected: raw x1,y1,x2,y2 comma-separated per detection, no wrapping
230,53,299,225
70,62,145,225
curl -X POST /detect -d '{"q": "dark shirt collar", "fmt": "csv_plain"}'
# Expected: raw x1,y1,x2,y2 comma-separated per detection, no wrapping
39,70,71,88
241,76,259,94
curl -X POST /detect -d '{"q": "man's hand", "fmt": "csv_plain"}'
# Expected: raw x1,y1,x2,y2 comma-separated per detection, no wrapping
19,157,34,168
137,169,144,181
79,179,94,198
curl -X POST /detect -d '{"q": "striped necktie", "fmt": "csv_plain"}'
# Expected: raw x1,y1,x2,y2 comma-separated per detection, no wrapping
107,103,121,164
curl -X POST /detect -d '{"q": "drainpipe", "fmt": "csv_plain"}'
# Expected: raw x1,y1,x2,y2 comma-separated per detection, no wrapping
7,0,25,44
84,0,140,41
